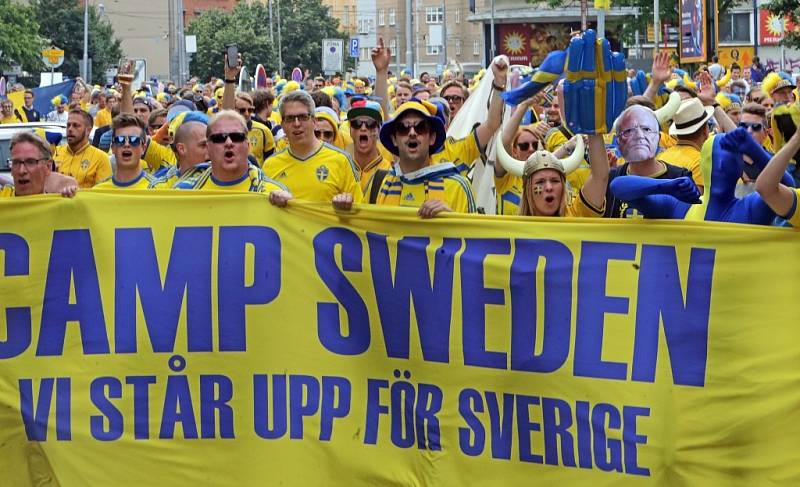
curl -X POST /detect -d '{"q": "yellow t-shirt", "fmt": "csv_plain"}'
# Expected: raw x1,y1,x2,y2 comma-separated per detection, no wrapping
195,166,287,194
564,189,606,217
0,185,15,197
657,141,703,189
54,141,112,189
143,140,177,173
0,114,20,124
248,121,276,167
433,128,483,176
94,108,112,128
494,171,524,216
93,171,165,190
354,153,392,194
263,142,363,203
375,162,476,213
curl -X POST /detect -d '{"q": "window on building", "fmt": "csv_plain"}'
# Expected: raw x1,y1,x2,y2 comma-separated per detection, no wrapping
360,47,371,61
379,9,385,26
389,38,397,53
455,8,460,23
359,19,369,34
389,8,396,25
426,6,443,24
426,44,441,55
455,38,462,56
344,5,349,25
473,39,480,56
718,12,751,43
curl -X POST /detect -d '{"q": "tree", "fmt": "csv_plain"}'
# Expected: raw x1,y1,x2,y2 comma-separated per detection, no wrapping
765,0,800,51
0,0,45,73
31,0,123,84
187,0,351,81
187,3,275,82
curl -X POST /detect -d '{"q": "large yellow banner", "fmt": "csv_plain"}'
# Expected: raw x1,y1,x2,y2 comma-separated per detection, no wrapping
1,192,800,485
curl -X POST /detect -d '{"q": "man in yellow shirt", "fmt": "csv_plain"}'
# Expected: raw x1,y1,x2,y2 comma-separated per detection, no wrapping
94,114,164,190
658,98,714,192
195,110,289,198
263,91,362,210
2,132,77,198
0,99,21,124
94,91,113,128
54,109,112,188
375,100,476,217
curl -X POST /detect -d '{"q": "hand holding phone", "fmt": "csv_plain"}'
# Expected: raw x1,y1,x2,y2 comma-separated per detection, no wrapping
226,44,239,69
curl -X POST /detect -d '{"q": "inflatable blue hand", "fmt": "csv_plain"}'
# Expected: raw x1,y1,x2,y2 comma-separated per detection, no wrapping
502,50,566,107
563,30,627,135
666,177,702,204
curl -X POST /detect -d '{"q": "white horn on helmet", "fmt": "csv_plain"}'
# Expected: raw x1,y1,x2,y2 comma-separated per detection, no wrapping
559,135,585,174
494,130,525,177
655,91,681,125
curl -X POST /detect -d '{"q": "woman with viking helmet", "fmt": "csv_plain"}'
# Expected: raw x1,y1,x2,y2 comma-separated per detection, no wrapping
496,131,610,217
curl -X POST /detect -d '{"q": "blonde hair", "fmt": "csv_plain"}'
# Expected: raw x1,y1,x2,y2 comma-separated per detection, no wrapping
207,109,248,136
518,171,569,217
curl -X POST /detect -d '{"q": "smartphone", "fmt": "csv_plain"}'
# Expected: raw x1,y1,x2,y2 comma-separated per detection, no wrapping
226,44,238,69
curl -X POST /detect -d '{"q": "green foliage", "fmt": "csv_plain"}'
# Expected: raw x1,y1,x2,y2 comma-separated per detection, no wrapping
187,0,352,81
0,0,45,73
765,0,800,51
31,0,123,84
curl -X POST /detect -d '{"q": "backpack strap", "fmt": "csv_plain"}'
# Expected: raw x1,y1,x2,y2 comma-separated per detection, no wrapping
369,169,389,204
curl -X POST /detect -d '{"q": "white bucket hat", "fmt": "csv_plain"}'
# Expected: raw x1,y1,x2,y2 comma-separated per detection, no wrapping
669,98,714,136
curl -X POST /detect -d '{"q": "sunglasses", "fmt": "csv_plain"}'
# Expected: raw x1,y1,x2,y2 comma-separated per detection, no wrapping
208,132,247,144
315,129,336,139
149,124,162,131
738,121,764,131
396,120,430,136
350,119,379,130
443,95,464,103
516,142,534,151
237,107,254,115
112,135,144,147
284,113,312,124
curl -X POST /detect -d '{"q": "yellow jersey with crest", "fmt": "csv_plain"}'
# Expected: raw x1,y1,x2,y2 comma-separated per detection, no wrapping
376,162,476,213
54,141,112,189
195,165,288,194
264,142,362,202
93,171,165,190
248,120,276,167
494,171,524,216
142,140,177,173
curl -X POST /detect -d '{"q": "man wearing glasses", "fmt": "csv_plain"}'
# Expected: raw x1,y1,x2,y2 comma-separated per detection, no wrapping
375,100,476,218
346,98,390,199
94,114,165,190
194,111,290,203
263,91,362,210
2,132,77,198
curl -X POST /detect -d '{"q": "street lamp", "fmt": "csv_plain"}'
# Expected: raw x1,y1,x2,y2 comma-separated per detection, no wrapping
82,0,89,80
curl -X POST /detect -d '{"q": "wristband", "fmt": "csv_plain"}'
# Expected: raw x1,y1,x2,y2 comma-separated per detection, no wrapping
492,82,506,92
712,103,720,109
225,78,237,84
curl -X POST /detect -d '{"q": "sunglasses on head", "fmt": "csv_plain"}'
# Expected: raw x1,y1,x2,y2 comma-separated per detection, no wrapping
112,135,144,147
315,129,336,139
208,132,247,144
396,120,430,136
350,119,379,130
738,121,764,131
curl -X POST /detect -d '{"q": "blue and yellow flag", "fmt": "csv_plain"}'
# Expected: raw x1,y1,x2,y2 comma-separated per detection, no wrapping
502,50,566,106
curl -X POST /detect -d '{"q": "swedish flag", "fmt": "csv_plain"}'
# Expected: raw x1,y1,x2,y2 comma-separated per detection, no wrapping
501,50,566,106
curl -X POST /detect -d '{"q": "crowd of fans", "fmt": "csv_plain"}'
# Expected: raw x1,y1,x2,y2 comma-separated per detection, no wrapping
2,34,799,228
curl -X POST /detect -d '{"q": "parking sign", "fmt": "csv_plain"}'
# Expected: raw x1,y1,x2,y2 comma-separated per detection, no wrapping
349,38,360,58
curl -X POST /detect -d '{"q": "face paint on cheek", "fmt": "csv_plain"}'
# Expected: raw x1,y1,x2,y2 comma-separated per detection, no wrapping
533,184,544,195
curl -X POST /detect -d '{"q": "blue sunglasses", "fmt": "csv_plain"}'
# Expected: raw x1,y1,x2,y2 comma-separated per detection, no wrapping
112,135,144,147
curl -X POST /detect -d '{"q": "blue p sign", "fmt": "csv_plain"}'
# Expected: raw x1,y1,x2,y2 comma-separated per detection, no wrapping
349,38,360,58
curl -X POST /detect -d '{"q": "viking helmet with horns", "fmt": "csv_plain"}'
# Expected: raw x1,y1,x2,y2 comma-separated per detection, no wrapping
495,131,585,180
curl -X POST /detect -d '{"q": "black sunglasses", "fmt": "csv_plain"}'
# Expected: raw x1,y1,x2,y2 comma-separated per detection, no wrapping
208,132,247,144
516,142,533,151
351,119,379,130
396,120,430,136
444,94,464,103
112,135,144,147
315,129,336,139
738,121,764,132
